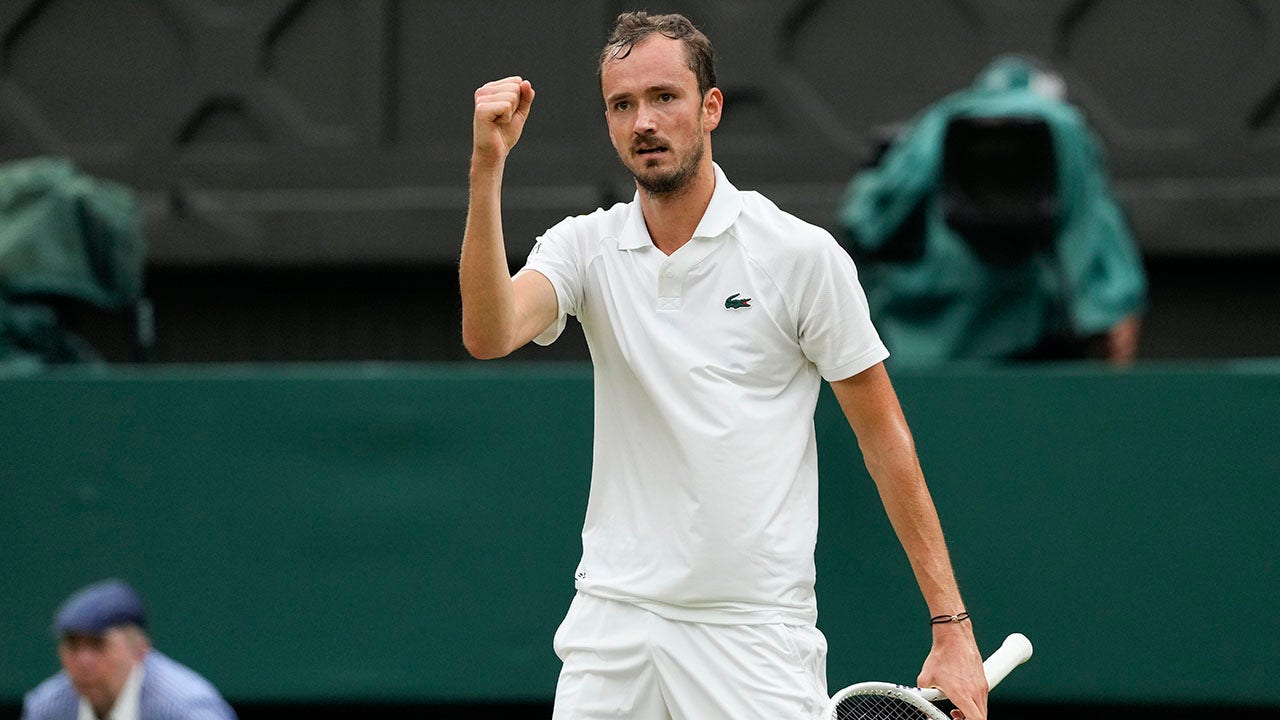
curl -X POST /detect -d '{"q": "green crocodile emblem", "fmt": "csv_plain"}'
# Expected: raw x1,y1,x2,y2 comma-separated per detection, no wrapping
724,293,752,309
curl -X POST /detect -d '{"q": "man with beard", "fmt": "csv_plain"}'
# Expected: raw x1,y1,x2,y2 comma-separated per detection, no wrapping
460,11,988,720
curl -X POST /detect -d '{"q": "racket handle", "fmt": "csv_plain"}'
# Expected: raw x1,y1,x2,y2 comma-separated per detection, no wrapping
983,633,1033,691
917,632,1034,702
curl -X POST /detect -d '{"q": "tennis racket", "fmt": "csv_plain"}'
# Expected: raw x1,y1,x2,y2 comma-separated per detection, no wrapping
823,632,1033,720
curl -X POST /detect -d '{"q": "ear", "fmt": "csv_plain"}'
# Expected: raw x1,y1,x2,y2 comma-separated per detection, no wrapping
702,87,723,132
125,628,151,660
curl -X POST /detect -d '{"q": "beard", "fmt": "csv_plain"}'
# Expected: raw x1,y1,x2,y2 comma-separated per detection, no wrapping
623,136,705,197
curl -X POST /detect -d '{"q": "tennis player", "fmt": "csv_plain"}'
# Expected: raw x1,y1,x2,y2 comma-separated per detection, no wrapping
460,11,988,720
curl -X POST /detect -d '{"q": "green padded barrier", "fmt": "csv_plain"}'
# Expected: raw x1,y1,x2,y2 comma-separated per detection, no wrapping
1,362,1276,706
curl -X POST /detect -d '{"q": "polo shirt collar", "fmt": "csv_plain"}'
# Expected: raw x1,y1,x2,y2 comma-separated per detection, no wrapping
617,162,743,250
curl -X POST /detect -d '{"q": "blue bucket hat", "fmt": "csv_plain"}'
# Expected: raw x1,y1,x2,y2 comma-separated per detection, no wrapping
53,579,147,636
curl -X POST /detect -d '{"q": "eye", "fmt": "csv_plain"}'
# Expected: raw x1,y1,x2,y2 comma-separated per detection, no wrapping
612,100,630,112
658,93,674,103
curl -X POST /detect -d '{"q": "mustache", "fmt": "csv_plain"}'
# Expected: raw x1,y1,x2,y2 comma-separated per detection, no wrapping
631,137,669,152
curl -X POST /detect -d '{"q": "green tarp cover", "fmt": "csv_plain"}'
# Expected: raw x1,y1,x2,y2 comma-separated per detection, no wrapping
839,56,1147,364
0,157,147,366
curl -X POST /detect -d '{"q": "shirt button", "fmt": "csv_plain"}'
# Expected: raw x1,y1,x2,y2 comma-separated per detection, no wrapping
664,270,675,278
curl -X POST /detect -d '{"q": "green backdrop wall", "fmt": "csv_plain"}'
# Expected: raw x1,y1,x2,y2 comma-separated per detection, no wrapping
1,362,1277,706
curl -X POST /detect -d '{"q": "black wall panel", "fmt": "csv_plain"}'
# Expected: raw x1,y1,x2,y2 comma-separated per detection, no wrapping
4,0,1280,266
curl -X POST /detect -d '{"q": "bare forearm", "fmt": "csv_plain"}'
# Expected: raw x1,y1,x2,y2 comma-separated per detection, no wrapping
862,417,985,715
461,76,537,359
863,438,966,618
460,160,518,358
832,368,967,615
831,367,986,716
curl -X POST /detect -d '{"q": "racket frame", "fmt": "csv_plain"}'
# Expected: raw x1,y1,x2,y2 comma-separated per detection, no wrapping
826,681,951,720
821,633,1034,720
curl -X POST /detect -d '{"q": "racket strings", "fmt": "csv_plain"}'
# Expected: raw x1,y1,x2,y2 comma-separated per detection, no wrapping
833,694,941,720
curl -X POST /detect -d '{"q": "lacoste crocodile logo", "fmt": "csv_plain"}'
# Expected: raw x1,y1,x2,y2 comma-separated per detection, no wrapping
724,293,752,309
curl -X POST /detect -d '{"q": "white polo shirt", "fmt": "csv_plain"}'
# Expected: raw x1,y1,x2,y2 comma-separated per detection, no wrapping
519,163,888,625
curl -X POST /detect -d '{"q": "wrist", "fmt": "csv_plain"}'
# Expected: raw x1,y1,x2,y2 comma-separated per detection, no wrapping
930,619,974,647
470,152,506,175
929,611,971,626
469,155,508,194
929,611,974,643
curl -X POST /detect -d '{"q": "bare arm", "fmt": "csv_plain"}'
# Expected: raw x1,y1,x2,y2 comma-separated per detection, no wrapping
829,363,987,720
460,76,558,359
1105,313,1142,365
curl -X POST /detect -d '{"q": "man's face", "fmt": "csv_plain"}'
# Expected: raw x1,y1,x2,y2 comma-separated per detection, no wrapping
58,628,147,715
601,34,722,196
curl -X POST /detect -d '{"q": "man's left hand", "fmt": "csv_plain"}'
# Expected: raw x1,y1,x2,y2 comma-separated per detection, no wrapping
917,625,987,720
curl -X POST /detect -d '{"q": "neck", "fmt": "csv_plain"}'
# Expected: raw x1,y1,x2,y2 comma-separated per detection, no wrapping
90,657,144,719
90,693,117,719
638,160,716,255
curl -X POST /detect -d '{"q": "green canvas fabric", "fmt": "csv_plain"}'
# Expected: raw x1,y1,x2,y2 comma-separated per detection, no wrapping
838,56,1147,364
0,157,147,367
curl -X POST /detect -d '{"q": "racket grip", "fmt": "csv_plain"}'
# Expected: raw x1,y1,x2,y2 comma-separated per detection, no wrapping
982,633,1034,691
916,632,1033,702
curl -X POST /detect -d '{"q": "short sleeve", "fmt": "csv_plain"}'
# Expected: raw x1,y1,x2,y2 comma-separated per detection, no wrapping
516,219,585,346
797,235,890,381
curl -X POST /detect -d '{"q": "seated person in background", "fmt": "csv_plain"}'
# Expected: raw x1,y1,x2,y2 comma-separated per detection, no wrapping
22,579,236,720
839,55,1147,365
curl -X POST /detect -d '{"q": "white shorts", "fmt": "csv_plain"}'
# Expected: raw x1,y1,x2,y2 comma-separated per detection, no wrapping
551,592,828,720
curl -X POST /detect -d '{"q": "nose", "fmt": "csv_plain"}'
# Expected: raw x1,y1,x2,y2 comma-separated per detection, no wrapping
633,103,657,135
67,646,95,671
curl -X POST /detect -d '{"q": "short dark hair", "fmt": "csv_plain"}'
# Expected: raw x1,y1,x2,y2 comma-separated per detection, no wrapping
598,11,716,97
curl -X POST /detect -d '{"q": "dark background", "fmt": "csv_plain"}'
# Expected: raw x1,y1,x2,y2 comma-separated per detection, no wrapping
2,0,1279,364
